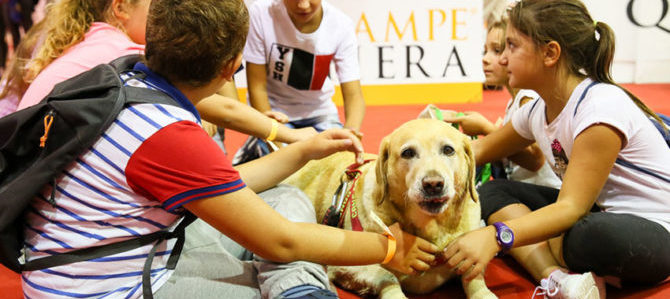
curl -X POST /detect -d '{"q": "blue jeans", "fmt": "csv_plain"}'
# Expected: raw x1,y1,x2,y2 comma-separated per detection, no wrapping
282,114,343,132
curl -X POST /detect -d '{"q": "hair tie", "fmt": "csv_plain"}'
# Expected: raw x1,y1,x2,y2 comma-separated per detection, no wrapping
593,20,598,27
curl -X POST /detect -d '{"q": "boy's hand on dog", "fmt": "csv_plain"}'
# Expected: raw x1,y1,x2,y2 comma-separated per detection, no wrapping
385,223,439,275
263,110,289,123
284,127,318,143
302,129,365,164
344,127,364,141
443,225,499,281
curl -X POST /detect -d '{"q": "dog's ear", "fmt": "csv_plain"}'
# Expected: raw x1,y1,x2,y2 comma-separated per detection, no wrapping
462,137,479,203
374,136,390,205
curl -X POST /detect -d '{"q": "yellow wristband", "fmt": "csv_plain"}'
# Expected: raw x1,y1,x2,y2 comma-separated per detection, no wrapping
381,232,396,264
266,119,278,141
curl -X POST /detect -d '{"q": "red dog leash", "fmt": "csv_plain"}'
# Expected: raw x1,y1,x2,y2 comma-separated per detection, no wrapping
322,159,375,231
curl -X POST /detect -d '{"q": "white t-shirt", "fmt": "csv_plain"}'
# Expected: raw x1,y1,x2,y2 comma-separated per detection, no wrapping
512,78,670,232
244,0,360,121
502,89,562,189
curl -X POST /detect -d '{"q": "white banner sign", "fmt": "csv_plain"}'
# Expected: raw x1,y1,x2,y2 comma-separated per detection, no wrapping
584,0,670,83
236,0,485,104
337,0,484,85
237,0,485,90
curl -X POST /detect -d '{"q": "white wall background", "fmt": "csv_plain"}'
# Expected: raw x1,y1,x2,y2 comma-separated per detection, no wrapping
585,0,670,83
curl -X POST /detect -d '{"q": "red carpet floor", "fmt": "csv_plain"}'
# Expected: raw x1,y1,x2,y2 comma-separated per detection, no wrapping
2,84,668,298
337,256,670,299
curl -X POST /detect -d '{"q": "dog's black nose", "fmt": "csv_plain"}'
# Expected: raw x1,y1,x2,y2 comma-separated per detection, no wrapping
422,177,444,196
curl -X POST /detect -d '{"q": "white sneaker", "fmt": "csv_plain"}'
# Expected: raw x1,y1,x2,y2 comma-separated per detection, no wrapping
532,270,606,299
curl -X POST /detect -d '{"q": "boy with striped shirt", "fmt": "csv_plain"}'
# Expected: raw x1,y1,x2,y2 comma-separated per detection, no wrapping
21,1,437,298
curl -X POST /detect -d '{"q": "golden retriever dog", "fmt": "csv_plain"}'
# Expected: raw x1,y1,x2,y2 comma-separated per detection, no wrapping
283,119,497,299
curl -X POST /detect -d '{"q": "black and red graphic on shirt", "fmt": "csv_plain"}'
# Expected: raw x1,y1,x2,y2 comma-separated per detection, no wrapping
270,43,334,90
551,139,569,179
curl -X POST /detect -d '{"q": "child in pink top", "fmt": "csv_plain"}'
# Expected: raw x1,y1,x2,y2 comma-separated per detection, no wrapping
18,22,144,109
18,0,147,110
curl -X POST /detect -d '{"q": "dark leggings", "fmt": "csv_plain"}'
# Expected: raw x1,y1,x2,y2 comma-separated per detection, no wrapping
479,179,670,285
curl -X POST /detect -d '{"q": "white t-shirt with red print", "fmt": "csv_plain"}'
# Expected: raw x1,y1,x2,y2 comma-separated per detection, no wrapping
244,0,360,121
511,78,670,233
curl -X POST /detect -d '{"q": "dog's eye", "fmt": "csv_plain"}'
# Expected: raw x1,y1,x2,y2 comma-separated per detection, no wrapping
401,148,416,159
442,145,455,156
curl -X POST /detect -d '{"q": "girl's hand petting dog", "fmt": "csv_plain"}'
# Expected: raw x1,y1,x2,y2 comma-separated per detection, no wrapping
443,111,497,136
443,225,499,281
284,126,318,143
344,126,364,141
386,223,439,275
263,110,289,123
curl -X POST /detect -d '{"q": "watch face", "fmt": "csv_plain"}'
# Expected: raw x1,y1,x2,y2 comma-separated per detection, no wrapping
500,229,513,244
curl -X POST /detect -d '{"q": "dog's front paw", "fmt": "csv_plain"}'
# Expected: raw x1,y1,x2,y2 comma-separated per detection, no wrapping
379,285,408,299
463,275,497,299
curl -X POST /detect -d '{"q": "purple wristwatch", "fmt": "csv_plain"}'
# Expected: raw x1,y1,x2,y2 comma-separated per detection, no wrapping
493,222,514,253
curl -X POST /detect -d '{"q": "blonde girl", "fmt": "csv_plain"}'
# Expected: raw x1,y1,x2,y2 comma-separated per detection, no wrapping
445,18,561,189
18,0,148,109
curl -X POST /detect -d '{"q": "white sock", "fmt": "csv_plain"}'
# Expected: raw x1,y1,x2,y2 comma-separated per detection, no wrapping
548,268,569,280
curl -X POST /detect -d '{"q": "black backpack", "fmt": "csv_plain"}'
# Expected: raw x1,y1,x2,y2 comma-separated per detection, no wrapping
0,55,195,298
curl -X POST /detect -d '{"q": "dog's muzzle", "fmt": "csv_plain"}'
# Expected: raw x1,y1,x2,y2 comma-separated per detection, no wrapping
422,176,444,197
418,176,449,214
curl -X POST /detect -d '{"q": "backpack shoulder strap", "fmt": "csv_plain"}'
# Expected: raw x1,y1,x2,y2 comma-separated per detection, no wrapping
123,85,181,107
653,113,670,148
141,213,197,299
658,113,670,125
110,54,181,108
109,54,143,73
23,212,198,296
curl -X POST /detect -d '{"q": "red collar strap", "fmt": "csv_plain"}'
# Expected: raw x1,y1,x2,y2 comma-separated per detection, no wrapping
340,159,375,231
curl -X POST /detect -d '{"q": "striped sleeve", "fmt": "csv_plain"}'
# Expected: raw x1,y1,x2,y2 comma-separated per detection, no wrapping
125,120,245,211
